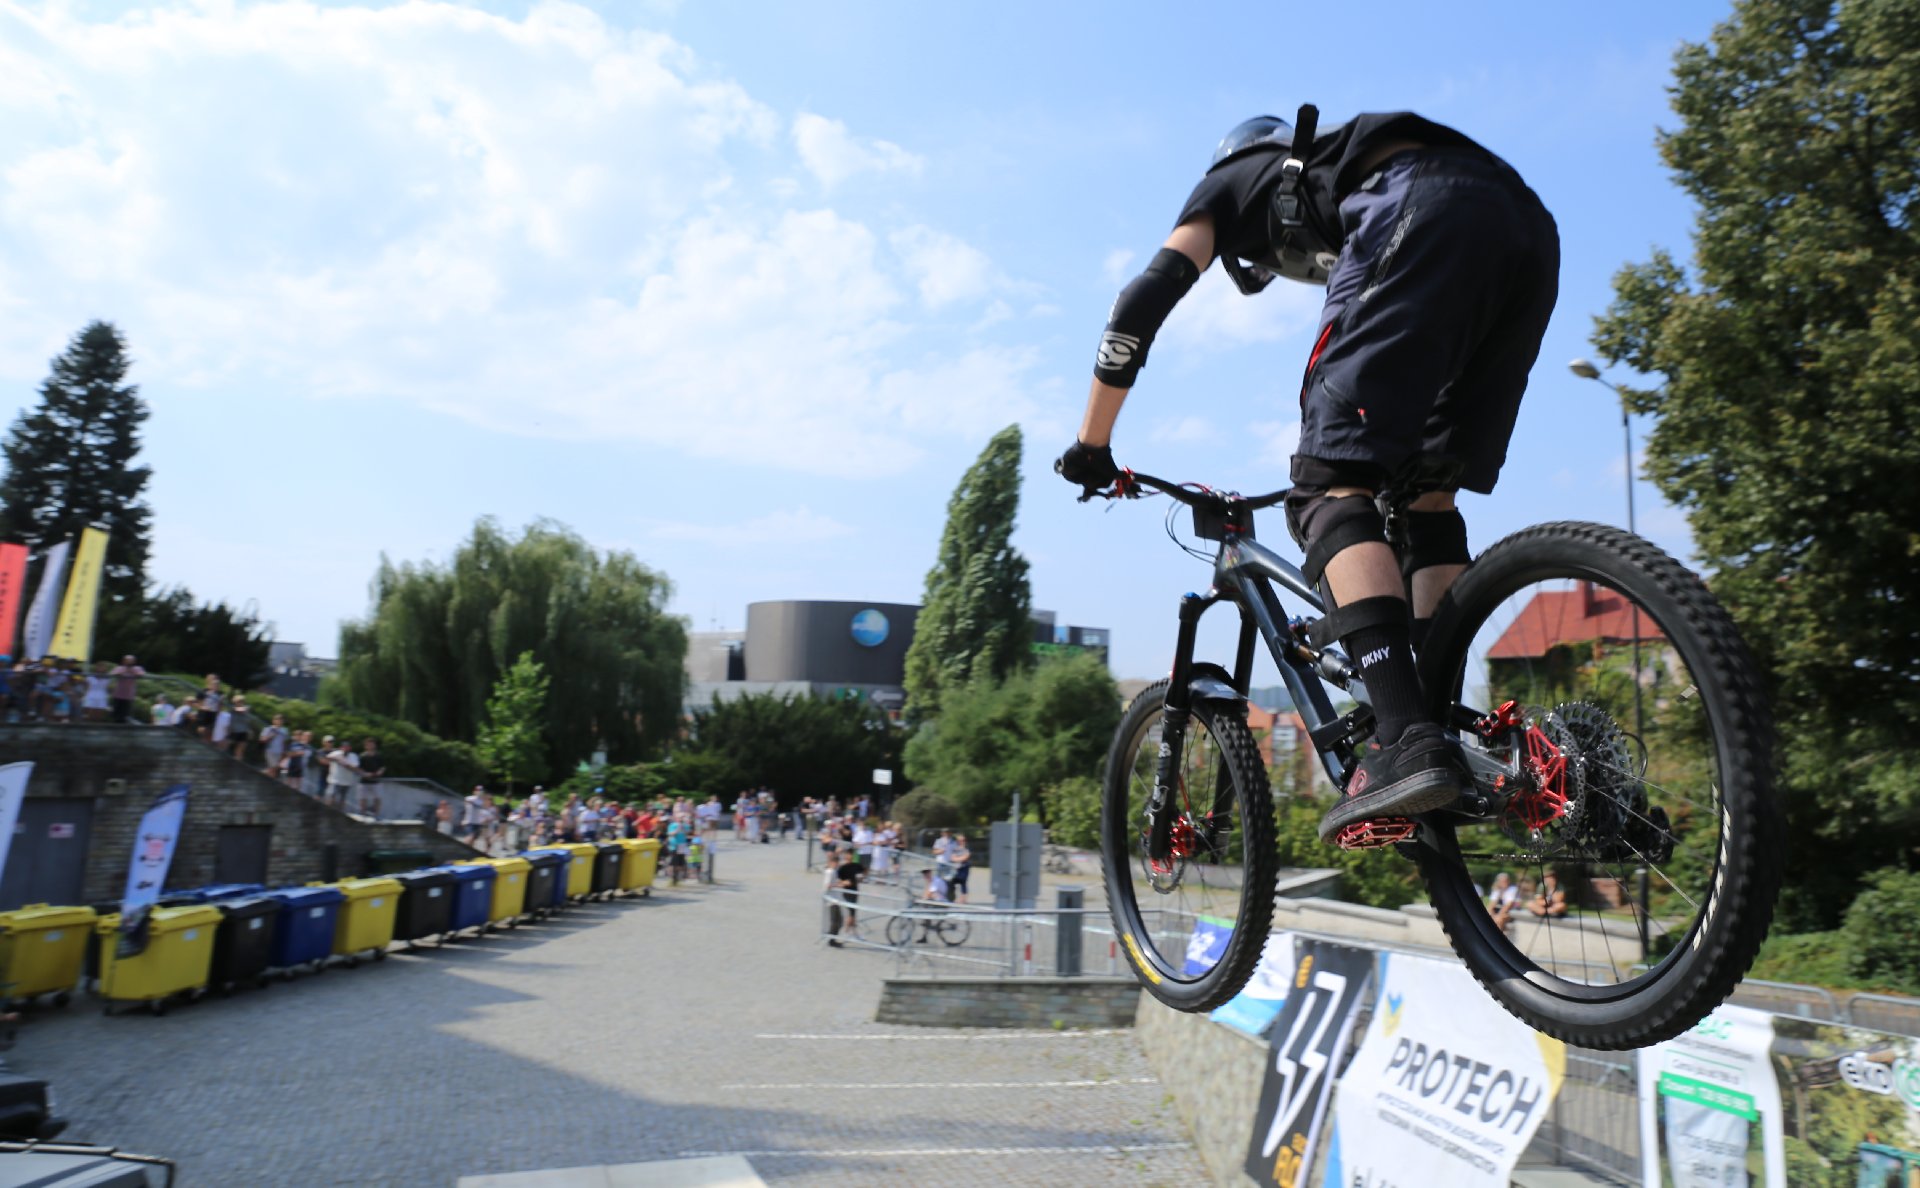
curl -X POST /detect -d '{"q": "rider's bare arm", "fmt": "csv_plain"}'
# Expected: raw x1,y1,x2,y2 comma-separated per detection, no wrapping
1074,218,1214,447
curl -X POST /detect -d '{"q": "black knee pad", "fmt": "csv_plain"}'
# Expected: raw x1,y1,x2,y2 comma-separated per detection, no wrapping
1284,491,1386,587
1400,509,1470,579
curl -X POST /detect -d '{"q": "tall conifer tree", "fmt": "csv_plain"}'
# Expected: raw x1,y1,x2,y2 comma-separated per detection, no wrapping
903,425,1033,718
0,321,153,619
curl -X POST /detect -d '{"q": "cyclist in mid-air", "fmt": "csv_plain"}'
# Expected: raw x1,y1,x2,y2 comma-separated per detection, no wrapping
1057,107,1559,844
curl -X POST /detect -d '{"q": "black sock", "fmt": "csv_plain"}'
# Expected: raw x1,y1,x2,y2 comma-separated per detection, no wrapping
1345,617,1426,746
1411,618,1431,651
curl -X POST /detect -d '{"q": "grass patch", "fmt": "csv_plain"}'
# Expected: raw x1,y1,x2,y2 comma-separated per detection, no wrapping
1747,929,1913,996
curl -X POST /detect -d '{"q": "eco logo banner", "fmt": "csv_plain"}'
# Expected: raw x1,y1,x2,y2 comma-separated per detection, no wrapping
1323,953,1565,1188
20,538,70,661
1243,939,1373,1188
1638,1004,1786,1187
1768,1016,1920,1187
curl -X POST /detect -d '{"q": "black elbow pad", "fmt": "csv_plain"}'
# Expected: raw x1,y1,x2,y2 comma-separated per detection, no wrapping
1093,248,1201,388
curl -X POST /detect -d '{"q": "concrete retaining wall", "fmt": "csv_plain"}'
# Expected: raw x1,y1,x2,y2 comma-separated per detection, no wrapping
1135,996,1267,1188
0,724,480,903
875,976,1141,1029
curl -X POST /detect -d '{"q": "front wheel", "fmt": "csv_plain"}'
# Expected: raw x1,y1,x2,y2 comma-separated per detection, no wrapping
1102,679,1277,1012
1416,522,1781,1049
885,915,913,948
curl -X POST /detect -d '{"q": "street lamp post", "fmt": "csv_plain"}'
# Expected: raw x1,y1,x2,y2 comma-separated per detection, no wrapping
1570,359,1651,959
1568,358,1646,741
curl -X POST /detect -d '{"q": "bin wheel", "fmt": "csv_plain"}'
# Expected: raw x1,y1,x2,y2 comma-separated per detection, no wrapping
257,977,271,991
149,999,167,1017
219,984,233,998
345,956,360,969
642,889,651,898
52,993,69,1009
374,949,387,962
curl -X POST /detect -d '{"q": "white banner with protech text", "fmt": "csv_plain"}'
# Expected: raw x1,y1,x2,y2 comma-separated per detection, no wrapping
1322,953,1566,1188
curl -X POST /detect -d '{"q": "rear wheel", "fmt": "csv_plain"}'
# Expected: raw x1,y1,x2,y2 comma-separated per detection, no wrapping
938,917,971,947
1415,522,1780,1049
1102,679,1276,1011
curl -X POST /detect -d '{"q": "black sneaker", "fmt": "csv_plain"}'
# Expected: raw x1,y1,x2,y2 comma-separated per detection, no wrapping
1318,722,1465,843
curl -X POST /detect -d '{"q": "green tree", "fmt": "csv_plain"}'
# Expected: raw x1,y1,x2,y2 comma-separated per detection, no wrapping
0,321,154,639
903,652,1119,823
125,586,273,688
677,690,899,806
476,651,550,791
334,518,686,772
903,425,1032,718
1591,0,1920,925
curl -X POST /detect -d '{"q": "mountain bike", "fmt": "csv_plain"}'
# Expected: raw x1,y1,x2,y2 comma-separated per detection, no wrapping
884,900,972,948
1087,470,1780,1050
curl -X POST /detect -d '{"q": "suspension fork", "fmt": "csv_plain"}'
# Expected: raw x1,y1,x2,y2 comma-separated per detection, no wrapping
1148,593,1211,862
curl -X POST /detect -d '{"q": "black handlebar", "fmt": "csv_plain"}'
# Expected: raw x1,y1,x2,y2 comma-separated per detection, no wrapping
1082,470,1289,512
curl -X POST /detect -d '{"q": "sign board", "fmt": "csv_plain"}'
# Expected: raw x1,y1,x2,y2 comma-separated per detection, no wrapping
872,769,893,786
1244,939,1373,1188
1323,953,1564,1188
1638,1005,1786,1187
988,821,1042,909
48,822,74,839
1211,931,1298,1037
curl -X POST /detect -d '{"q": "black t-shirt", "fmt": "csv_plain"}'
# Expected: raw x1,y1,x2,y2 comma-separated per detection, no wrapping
1174,112,1491,262
834,861,863,893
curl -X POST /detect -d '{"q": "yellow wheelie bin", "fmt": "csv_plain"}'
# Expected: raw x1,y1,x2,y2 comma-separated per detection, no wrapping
0,905,96,1008
329,877,401,967
95,905,222,1016
616,839,660,897
463,857,530,928
556,843,597,901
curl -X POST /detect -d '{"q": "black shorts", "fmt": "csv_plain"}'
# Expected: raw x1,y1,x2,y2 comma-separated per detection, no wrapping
1296,147,1559,495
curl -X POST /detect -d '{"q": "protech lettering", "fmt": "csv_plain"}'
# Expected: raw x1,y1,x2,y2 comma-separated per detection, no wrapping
1385,1039,1544,1134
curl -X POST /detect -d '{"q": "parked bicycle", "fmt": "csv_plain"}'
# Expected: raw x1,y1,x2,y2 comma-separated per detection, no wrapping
1088,470,1780,1051
1042,843,1080,875
884,900,972,949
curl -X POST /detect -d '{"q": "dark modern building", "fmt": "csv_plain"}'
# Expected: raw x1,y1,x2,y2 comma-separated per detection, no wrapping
684,600,1108,719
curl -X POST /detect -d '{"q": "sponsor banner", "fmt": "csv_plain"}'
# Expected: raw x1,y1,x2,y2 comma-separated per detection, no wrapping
1767,1015,1920,1188
1638,1005,1785,1187
122,784,189,915
1324,953,1565,1188
1185,914,1231,976
0,763,31,891
1211,931,1298,1037
49,526,107,660
0,542,26,657
21,538,71,661
1244,940,1373,1188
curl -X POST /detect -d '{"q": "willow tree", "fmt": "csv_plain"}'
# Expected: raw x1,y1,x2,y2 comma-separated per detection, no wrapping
334,519,686,775
903,425,1033,718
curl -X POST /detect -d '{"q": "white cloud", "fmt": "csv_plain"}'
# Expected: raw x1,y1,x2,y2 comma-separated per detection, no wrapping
792,111,923,190
891,225,994,309
1150,416,1215,444
1251,419,1301,466
1102,248,1136,284
645,506,854,543
1160,266,1324,352
0,1,1037,479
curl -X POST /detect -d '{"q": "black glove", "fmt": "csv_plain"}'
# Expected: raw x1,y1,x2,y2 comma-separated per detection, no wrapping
1055,441,1120,492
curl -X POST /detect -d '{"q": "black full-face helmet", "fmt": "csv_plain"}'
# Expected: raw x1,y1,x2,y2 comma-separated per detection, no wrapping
1206,108,1339,292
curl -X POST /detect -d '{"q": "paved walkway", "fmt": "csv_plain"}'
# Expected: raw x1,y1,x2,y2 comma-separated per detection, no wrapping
16,838,1202,1186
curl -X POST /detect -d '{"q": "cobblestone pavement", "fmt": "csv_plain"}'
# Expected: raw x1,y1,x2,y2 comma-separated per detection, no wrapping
16,839,1204,1187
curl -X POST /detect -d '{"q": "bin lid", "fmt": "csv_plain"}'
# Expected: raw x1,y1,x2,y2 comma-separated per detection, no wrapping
149,904,224,933
391,868,458,889
595,841,623,853
263,885,345,908
485,856,531,875
522,850,568,869
331,878,402,899
621,838,662,851
213,896,280,921
0,904,97,932
437,864,495,884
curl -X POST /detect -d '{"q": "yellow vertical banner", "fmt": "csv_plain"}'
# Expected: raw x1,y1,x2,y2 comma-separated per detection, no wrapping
48,526,107,660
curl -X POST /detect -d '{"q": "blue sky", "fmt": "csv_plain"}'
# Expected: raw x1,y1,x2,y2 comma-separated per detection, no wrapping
0,0,1729,680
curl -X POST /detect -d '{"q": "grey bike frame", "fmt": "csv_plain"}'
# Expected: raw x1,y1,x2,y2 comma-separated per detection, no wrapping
1159,528,1360,793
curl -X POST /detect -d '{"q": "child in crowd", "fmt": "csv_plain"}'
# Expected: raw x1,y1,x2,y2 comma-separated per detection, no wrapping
688,835,704,883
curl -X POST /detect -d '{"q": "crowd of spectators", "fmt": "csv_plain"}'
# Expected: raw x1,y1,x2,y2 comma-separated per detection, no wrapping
0,654,148,723
815,799,971,947
1485,868,1568,930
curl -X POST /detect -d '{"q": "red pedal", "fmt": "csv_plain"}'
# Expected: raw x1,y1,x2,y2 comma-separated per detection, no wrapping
1333,817,1417,851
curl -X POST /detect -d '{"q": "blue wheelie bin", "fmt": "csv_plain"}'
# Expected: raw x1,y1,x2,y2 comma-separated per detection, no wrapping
264,885,345,978
521,850,567,920
441,864,496,939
